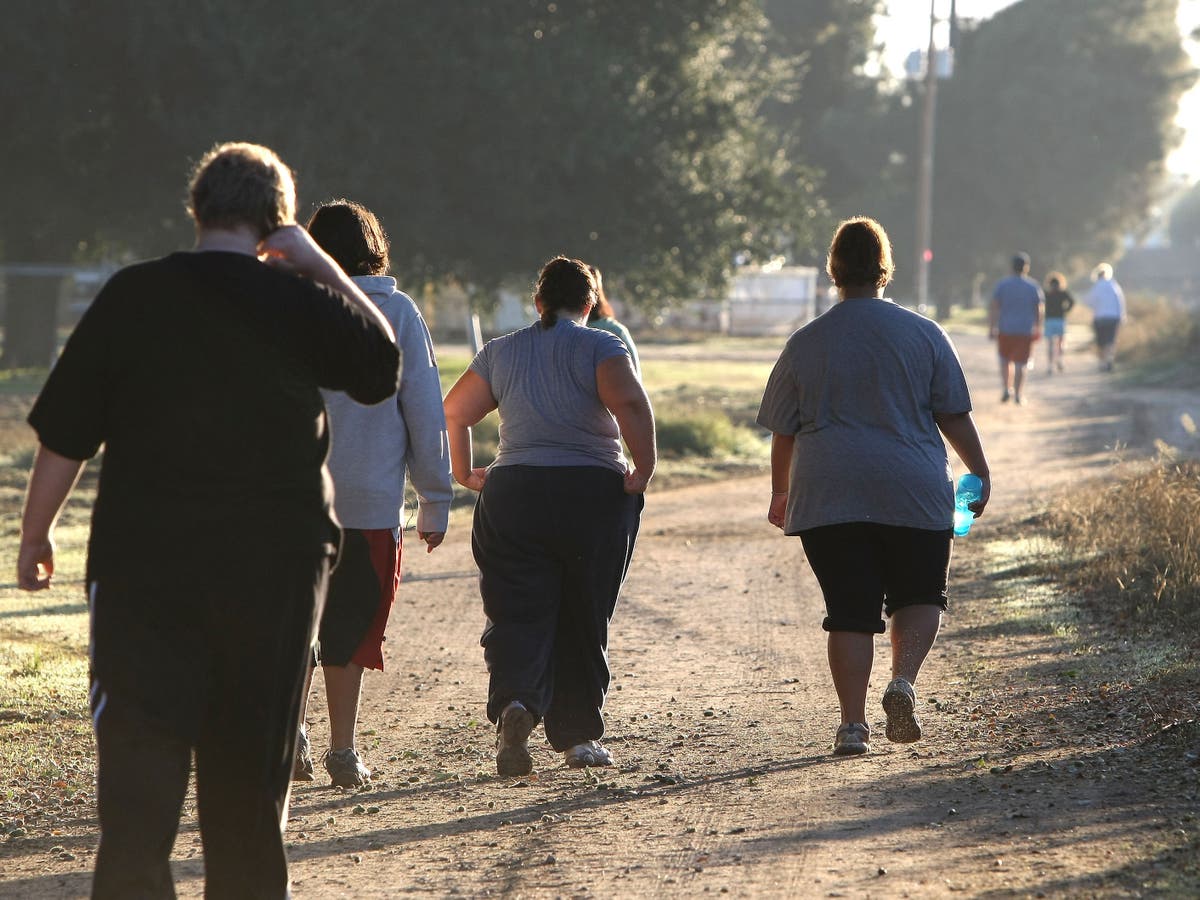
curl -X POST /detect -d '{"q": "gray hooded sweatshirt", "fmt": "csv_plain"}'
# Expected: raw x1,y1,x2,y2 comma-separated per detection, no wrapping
321,275,452,533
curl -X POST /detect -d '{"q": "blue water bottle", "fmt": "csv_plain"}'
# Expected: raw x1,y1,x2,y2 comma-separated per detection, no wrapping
953,474,983,537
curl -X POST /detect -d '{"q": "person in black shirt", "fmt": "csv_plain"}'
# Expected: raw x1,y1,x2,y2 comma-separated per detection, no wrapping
16,142,399,899
1042,272,1076,373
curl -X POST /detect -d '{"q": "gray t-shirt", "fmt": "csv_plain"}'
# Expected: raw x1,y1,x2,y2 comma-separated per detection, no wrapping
756,298,972,533
470,319,630,473
992,274,1044,335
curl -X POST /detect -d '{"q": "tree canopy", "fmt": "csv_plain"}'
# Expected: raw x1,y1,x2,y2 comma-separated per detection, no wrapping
923,0,1194,296
2,2,830,313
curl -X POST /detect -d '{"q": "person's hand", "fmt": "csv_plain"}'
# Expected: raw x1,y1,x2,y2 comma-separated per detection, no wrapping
623,468,651,494
988,326,998,340
456,468,487,492
259,225,332,279
968,475,991,519
418,531,445,553
17,533,55,591
1032,326,1042,341
767,492,788,530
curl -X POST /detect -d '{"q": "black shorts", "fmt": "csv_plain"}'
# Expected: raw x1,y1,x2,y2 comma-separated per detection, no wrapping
1093,317,1120,348
798,522,952,634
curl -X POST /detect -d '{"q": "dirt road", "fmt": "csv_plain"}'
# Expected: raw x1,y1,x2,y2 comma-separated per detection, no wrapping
4,329,1198,898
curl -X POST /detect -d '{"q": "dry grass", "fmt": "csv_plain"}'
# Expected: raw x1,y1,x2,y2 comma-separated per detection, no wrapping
1039,455,1200,636
1118,294,1200,386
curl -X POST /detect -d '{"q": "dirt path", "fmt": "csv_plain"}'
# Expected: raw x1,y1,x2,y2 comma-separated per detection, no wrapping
3,331,1198,898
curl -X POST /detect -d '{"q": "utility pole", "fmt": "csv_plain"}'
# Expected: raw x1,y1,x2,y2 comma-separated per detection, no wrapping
914,0,938,314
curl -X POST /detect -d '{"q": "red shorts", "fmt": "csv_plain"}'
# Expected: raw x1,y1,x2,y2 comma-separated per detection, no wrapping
317,528,401,670
997,333,1034,364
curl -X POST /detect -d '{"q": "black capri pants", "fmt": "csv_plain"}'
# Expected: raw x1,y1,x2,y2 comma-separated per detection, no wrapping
472,465,643,751
799,522,952,635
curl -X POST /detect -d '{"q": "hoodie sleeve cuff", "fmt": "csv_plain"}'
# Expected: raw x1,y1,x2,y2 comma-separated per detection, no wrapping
416,501,451,534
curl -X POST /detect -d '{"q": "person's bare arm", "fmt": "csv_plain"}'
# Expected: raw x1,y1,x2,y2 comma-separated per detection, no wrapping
259,225,395,343
442,370,498,492
988,298,1000,339
935,410,991,517
596,356,656,494
767,433,795,530
17,445,86,590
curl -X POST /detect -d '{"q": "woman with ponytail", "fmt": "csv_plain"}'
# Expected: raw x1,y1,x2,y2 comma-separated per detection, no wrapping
444,255,655,776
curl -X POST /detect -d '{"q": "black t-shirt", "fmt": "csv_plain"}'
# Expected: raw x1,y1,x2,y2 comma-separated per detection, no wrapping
28,251,400,580
1044,288,1075,319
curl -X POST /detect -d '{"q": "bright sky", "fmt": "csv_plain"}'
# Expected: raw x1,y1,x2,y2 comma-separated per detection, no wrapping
876,0,1200,179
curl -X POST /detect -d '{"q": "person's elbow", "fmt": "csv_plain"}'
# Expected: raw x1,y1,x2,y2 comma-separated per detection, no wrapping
346,343,401,405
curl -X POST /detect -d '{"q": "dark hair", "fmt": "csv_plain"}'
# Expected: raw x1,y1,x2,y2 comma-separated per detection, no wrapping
187,142,296,239
305,199,390,276
1045,271,1065,290
826,216,894,290
1012,252,1031,273
535,256,596,327
587,265,615,322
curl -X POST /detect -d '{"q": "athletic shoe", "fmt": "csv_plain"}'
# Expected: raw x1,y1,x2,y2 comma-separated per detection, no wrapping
832,722,870,756
1001,390,1012,403
882,678,922,743
323,748,371,788
495,701,536,777
564,740,614,768
292,728,314,782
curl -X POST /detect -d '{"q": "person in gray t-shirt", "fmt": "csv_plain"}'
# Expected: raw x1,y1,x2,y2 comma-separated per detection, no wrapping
444,256,655,777
758,217,990,758
988,252,1044,404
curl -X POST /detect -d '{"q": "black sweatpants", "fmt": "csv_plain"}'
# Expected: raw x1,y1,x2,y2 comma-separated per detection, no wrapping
472,465,643,751
89,554,329,899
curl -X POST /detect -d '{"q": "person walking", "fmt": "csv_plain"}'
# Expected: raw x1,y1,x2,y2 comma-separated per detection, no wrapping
988,252,1044,404
1042,272,1075,373
758,216,990,757
15,143,400,898
293,199,454,788
1086,262,1126,372
587,265,641,378
443,256,655,776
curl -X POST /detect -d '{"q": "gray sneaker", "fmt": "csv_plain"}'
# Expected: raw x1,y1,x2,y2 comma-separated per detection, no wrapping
882,678,922,743
292,728,314,782
496,701,536,777
323,748,371,788
833,722,870,756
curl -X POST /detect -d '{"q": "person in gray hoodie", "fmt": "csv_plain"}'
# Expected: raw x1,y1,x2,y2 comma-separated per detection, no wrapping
296,199,453,787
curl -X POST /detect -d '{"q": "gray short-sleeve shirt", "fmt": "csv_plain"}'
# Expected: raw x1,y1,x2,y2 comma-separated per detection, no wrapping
756,298,973,533
470,320,630,473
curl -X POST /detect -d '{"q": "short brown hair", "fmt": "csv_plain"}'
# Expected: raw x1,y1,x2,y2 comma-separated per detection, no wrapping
826,216,894,290
306,200,390,276
187,142,296,238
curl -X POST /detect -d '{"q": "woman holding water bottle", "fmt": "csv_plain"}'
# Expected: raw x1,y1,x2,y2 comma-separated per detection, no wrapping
758,216,990,757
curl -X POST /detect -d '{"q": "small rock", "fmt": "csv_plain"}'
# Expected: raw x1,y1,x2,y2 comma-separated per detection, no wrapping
877,867,887,876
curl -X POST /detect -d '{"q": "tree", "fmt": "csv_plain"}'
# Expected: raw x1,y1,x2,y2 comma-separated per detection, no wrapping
920,0,1195,299
759,0,886,248
1168,180,1200,250
2,1,825,366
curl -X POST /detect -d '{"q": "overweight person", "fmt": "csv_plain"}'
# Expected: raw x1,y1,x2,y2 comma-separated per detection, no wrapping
759,217,990,757
444,256,655,776
16,142,399,899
